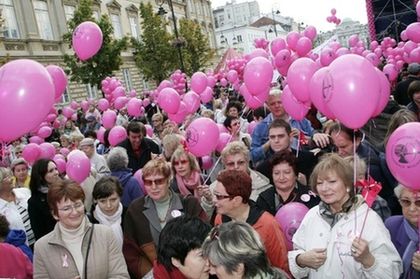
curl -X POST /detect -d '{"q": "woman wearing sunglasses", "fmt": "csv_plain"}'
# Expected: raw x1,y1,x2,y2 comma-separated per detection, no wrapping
385,184,420,278
123,158,207,279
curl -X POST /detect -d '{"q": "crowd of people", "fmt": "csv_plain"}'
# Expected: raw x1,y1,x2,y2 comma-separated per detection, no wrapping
1,61,420,279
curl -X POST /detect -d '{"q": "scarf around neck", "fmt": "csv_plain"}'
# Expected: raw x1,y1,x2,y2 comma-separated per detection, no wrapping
319,195,364,228
175,170,201,198
402,218,420,279
93,202,123,248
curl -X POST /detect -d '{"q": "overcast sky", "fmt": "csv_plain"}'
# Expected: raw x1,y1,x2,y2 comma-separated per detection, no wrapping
211,0,368,32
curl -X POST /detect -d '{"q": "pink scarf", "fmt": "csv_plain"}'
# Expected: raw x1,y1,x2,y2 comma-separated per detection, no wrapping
175,170,201,198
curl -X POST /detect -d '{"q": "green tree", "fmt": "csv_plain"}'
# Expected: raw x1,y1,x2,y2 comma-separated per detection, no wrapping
62,0,128,94
132,3,177,84
179,19,214,76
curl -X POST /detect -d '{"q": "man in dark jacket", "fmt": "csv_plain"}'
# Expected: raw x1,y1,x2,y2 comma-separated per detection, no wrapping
393,63,420,106
118,121,161,173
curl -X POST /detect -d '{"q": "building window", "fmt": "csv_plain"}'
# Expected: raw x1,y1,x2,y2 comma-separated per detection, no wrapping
128,16,139,39
237,35,242,43
110,14,122,39
93,10,100,21
33,0,54,40
86,84,98,99
61,88,70,103
142,79,149,90
0,0,20,38
64,4,75,21
122,69,133,91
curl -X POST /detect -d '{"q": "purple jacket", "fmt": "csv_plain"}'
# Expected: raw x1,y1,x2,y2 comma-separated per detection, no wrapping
385,215,410,258
111,169,145,208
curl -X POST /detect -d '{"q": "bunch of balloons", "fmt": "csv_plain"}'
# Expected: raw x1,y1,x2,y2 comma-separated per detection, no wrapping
326,8,341,25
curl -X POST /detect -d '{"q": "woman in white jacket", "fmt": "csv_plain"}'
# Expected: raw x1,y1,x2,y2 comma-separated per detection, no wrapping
288,154,402,279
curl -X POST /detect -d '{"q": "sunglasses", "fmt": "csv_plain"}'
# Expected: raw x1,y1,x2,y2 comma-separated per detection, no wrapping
399,198,420,208
173,159,189,166
213,192,234,201
143,178,167,187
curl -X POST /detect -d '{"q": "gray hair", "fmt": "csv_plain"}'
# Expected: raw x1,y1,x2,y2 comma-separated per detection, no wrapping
0,167,12,183
394,183,413,198
107,147,129,171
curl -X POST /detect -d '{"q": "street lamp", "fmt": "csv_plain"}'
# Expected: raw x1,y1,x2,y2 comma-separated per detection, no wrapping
157,0,185,74
271,9,280,37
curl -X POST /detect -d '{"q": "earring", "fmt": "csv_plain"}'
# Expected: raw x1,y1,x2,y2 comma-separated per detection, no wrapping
346,188,350,193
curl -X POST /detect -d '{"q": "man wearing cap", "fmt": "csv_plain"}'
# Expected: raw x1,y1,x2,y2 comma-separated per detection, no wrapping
79,138,110,179
394,63,420,106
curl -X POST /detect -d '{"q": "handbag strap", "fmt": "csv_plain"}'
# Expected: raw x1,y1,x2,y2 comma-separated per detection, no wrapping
83,224,94,279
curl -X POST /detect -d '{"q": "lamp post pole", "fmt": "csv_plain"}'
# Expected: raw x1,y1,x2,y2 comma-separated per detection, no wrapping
167,0,185,74
271,9,278,37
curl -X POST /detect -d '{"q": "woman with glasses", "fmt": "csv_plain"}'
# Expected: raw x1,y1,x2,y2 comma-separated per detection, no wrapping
33,179,129,278
385,184,420,278
202,221,289,279
288,154,402,278
170,147,211,201
0,167,35,248
28,159,60,240
123,158,207,279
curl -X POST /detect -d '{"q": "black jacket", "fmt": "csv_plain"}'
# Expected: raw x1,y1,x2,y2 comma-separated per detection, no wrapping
118,137,161,173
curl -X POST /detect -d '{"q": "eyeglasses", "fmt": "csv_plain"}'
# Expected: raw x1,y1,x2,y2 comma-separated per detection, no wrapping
399,198,420,208
213,192,234,201
58,202,84,213
143,177,167,187
173,159,189,166
225,160,247,168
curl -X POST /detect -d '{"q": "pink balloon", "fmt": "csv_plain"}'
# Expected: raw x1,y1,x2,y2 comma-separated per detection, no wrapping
145,124,153,138
383,64,398,81
39,142,55,160
129,89,137,98
336,47,351,56
303,26,317,41
46,65,68,100
226,70,238,83
22,143,41,165
46,113,57,123
207,76,216,88
217,123,229,134
168,101,188,124
220,78,228,87
309,67,335,119
286,31,301,51
70,101,79,110
112,86,126,99
366,52,380,67
274,49,292,69
157,80,173,92
0,59,55,142
54,158,66,174
406,22,420,43
96,126,106,144
66,150,91,183
142,98,150,108
248,48,269,60
158,87,180,114
281,86,310,121
62,107,74,119
185,117,219,157
216,133,232,153
37,126,52,139
247,121,258,135
287,57,319,102
29,136,44,145
190,72,208,94
295,37,313,57
60,148,70,157
325,54,380,129
114,96,128,110
241,84,268,109
127,98,143,117
80,100,89,112
331,8,337,15
271,37,287,56
372,68,391,117
385,122,420,190
401,30,408,41
200,87,213,104
243,57,273,96
133,169,146,194
320,47,336,66
102,109,117,129
72,21,103,61
108,126,128,146
201,155,213,170
275,202,309,250
183,91,201,114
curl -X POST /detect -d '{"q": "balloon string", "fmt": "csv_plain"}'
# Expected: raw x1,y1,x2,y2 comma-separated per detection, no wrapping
358,206,370,240
353,131,357,235
417,192,420,252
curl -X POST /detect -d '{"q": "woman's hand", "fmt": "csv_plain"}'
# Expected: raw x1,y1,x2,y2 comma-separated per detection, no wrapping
351,237,375,268
197,185,212,202
412,251,420,271
296,248,327,270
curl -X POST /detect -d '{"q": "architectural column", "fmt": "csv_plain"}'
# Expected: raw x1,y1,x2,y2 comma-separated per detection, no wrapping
18,0,40,39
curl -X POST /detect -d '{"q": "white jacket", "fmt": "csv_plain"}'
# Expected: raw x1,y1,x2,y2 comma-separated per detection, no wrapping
288,203,402,279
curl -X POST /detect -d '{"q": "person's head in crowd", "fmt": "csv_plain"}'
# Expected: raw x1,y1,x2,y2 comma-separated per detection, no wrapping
162,134,183,161
30,159,60,195
329,122,362,157
51,142,61,154
48,179,85,229
157,216,212,278
0,167,13,193
225,101,242,118
0,214,10,241
119,107,127,115
92,176,123,216
268,119,292,153
213,169,252,216
270,150,299,194
253,106,269,122
408,62,420,76
219,90,229,103
213,99,223,110
394,183,420,227
88,104,97,113
10,158,29,186
343,155,366,181
408,80,420,105
384,109,417,146
202,221,278,278
84,130,97,140
107,147,129,172
79,138,96,158
13,144,24,158
64,119,76,130
152,113,164,131
221,142,249,173
266,89,285,119
223,116,240,136
162,119,179,135
171,146,200,179
310,153,354,213
322,119,337,135
127,121,146,150
70,134,84,150
60,134,71,148
201,109,214,120
142,159,172,202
